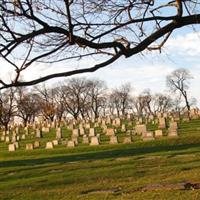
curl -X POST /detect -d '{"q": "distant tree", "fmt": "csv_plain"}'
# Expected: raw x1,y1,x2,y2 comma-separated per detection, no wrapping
153,93,173,113
88,79,107,119
0,88,16,131
166,68,193,115
109,83,132,117
53,86,67,125
133,89,153,117
61,78,90,120
16,87,40,126
35,85,57,122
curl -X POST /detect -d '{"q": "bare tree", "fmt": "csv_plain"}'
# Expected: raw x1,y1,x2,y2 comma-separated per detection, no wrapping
0,88,16,131
16,87,40,126
109,83,132,116
53,86,67,126
166,68,193,116
88,79,107,119
153,93,173,113
35,85,57,122
0,1,199,88
61,78,90,120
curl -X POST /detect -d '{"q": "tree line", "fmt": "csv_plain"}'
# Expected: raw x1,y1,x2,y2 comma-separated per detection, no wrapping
0,68,195,130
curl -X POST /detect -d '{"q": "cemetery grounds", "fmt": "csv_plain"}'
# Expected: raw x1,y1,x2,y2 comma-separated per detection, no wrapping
1,119,200,199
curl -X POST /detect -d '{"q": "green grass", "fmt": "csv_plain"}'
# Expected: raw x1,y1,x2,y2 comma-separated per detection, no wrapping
1,119,200,199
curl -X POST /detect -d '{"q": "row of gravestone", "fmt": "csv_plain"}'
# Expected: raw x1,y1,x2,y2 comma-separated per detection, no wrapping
2,117,178,152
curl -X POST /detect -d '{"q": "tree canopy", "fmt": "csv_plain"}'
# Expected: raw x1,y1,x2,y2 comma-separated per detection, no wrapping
0,0,199,88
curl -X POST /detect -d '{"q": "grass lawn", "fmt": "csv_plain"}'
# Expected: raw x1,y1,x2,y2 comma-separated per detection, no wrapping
1,119,200,199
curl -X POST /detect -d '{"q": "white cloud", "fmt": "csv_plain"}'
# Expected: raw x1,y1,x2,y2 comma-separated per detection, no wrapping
166,32,200,57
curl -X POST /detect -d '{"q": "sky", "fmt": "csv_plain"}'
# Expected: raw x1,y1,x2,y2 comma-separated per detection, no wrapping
0,28,200,106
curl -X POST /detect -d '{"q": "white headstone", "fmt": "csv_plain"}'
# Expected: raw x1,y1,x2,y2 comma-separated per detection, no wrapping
26,143,34,150
46,141,54,149
67,140,75,147
8,144,16,152
90,136,99,146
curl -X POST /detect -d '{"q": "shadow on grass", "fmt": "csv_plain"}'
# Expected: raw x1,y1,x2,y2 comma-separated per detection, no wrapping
1,142,200,168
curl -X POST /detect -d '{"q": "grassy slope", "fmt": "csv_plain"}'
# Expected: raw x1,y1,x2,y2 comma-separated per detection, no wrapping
1,119,200,199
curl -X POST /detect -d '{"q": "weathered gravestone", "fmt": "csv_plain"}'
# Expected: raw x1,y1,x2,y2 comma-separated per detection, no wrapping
72,129,79,137
71,137,78,145
135,124,147,135
36,129,42,138
89,128,95,137
168,122,178,137
155,130,163,137
8,144,16,152
56,128,62,139
79,128,85,136
90,136,99,146
106,128,115,136
158,117,166,129
26,143,34,150
121,124,126,132
1,135,5,141
52,140,59,146
5,136,10,143
142,132,155,141
82,135,89,144
109,136,118,144
14,142,19,149
123,136,132,144
67,140,75,147
34,141,40,148
46,141,54,149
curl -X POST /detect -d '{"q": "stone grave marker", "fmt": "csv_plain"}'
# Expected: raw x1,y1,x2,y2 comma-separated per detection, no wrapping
90,136,99,146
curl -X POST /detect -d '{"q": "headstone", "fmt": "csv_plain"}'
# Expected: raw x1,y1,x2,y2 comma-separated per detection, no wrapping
89,128,95,137
67,140,75,147
42,127,50,133
46,141,54,149
34,141,40,148
109,136,118,144
71,137,78,145
158,117,166,129
115,118,121,127
82,136,89,144
36,129,42,138
79,128,85,136
155,130,163,137
72,129,79,137
121,124,126,132
168,122,178,137
8,144,16,152
169,122,178,130
5,136,10,143
142,132,155,141
14,142,19,149
56,128,62,139
102,125,107,133
24,126,29,135
106,128,115,136
1,135,5,141
123,136,132,144
90,136,99,146
21,134,26,140
135,124,147,135
52,140,59,146
11,135,17,143
26,143,34,150
85,123,90,129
